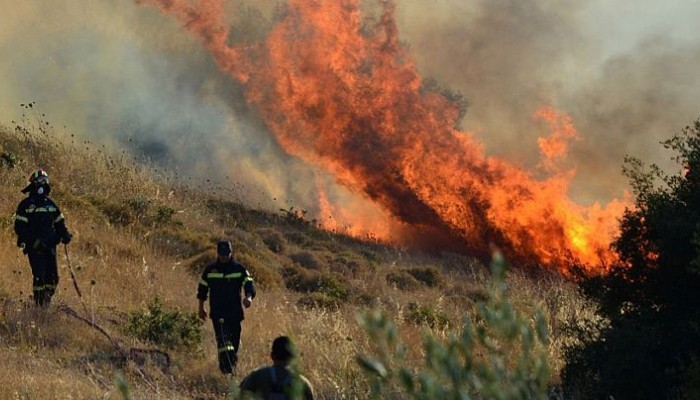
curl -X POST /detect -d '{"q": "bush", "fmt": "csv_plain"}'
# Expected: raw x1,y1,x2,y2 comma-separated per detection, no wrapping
0,150,19,168
149,227,210,258
124,297,203,351
284,231,313,247
405,302,450,330
235,252,283,290
385,271,420,291
562,119,700,398
358,252,550,399
282,265,349,301
260,229,287,254
97,200,134,226
125,197,150,220
297,293,340,312
289,251,325,270
330,255,373,277
183,250,217,275
406,266,444,288
154,205,176,225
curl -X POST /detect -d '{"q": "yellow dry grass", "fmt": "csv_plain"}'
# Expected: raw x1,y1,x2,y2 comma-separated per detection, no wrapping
0,113,597,399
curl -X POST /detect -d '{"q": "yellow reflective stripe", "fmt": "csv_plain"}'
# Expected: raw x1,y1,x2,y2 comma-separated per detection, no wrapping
54,213,64,223
44,284,56,290
218,345,236,353
26,207,56,213
244,277,254,283
199,279,209,287
14,214,28,223
224,272,242,279
33,285,44,291
207,272,224,278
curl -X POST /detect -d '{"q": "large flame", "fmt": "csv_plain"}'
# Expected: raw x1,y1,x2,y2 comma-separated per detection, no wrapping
138,0,630,274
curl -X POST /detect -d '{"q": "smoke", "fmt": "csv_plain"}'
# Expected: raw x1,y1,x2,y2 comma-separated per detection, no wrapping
396,0,700,203
1,0,699,249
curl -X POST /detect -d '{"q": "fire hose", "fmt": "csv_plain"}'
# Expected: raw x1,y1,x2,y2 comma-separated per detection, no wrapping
63,244,89,316
59,244,171,380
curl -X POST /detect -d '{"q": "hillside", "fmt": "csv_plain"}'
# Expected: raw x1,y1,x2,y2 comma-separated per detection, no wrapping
0,112,593,399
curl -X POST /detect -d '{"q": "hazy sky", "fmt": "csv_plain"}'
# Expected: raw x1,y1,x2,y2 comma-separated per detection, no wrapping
1,0,699,211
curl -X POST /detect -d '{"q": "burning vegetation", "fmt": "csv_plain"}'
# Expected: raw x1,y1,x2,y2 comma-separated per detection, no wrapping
138,0,629,274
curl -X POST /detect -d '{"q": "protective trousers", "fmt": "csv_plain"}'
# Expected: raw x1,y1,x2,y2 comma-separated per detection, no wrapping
28,248,58,307
211,315,242,374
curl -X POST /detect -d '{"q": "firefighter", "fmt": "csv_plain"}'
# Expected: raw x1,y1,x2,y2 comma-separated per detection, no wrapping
14,169,72,307
198,240,256,374
240,336,315,400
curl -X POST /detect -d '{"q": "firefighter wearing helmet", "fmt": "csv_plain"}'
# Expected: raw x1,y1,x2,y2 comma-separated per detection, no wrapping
14,169,72,307
197,240,256,374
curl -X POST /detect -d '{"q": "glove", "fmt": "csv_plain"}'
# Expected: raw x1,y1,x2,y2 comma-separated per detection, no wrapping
18,241,28,254
62,232,72,245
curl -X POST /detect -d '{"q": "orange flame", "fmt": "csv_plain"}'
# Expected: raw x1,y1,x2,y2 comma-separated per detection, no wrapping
139,0,631,274
535,107,580,172
315,176,396,241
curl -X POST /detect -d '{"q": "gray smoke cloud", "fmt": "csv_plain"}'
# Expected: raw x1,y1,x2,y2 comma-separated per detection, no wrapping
397,0,700,204
1,0,699,218
0,0,329,210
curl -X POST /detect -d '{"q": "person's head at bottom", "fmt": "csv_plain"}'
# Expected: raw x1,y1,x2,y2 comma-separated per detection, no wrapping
271,336,296,366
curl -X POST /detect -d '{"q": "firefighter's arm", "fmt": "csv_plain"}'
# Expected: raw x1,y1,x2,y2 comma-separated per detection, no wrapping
198,299,207,320
197,271,209,320
52,204,71,244
13,203,29,251
243,269,255,308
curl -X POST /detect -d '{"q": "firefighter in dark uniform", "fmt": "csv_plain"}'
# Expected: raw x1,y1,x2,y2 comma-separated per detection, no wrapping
240,336,315,399
198,240,256,374
14,169,72,307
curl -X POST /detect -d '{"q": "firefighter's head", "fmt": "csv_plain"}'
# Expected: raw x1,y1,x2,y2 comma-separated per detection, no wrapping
271,336,296,365
216,240,233,262
21,168,51,196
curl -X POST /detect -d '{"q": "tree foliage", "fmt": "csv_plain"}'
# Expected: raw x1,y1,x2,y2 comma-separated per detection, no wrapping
563,119,700,398
358,252,550,399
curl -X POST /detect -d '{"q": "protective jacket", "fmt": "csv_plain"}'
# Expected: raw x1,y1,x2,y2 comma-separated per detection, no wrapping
240,365,315,400
14,193,70,252
197,259,256,319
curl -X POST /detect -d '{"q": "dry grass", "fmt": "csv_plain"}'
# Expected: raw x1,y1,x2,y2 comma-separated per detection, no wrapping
0,113,596,398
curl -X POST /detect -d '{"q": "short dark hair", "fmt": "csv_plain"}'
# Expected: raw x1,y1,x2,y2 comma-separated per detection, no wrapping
271,336,296,362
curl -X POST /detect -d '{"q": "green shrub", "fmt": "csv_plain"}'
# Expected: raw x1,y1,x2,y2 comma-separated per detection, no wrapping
125,197,150,219
183,250,218,275
331,255,373,277
406,266,444,288
290,251,325,270
284,231,313,247
149,227,210,258
282,265,348,301
385,271,420,291
405,302,450,330
0,150,19,168
96,200,134,226
358,252,550,399
235,252,283,290
154,205,176,225
297,293,340,312
124,297,203,350
316,274,349,301
562,120,700,398
260,229,287,254
359,249,381,263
